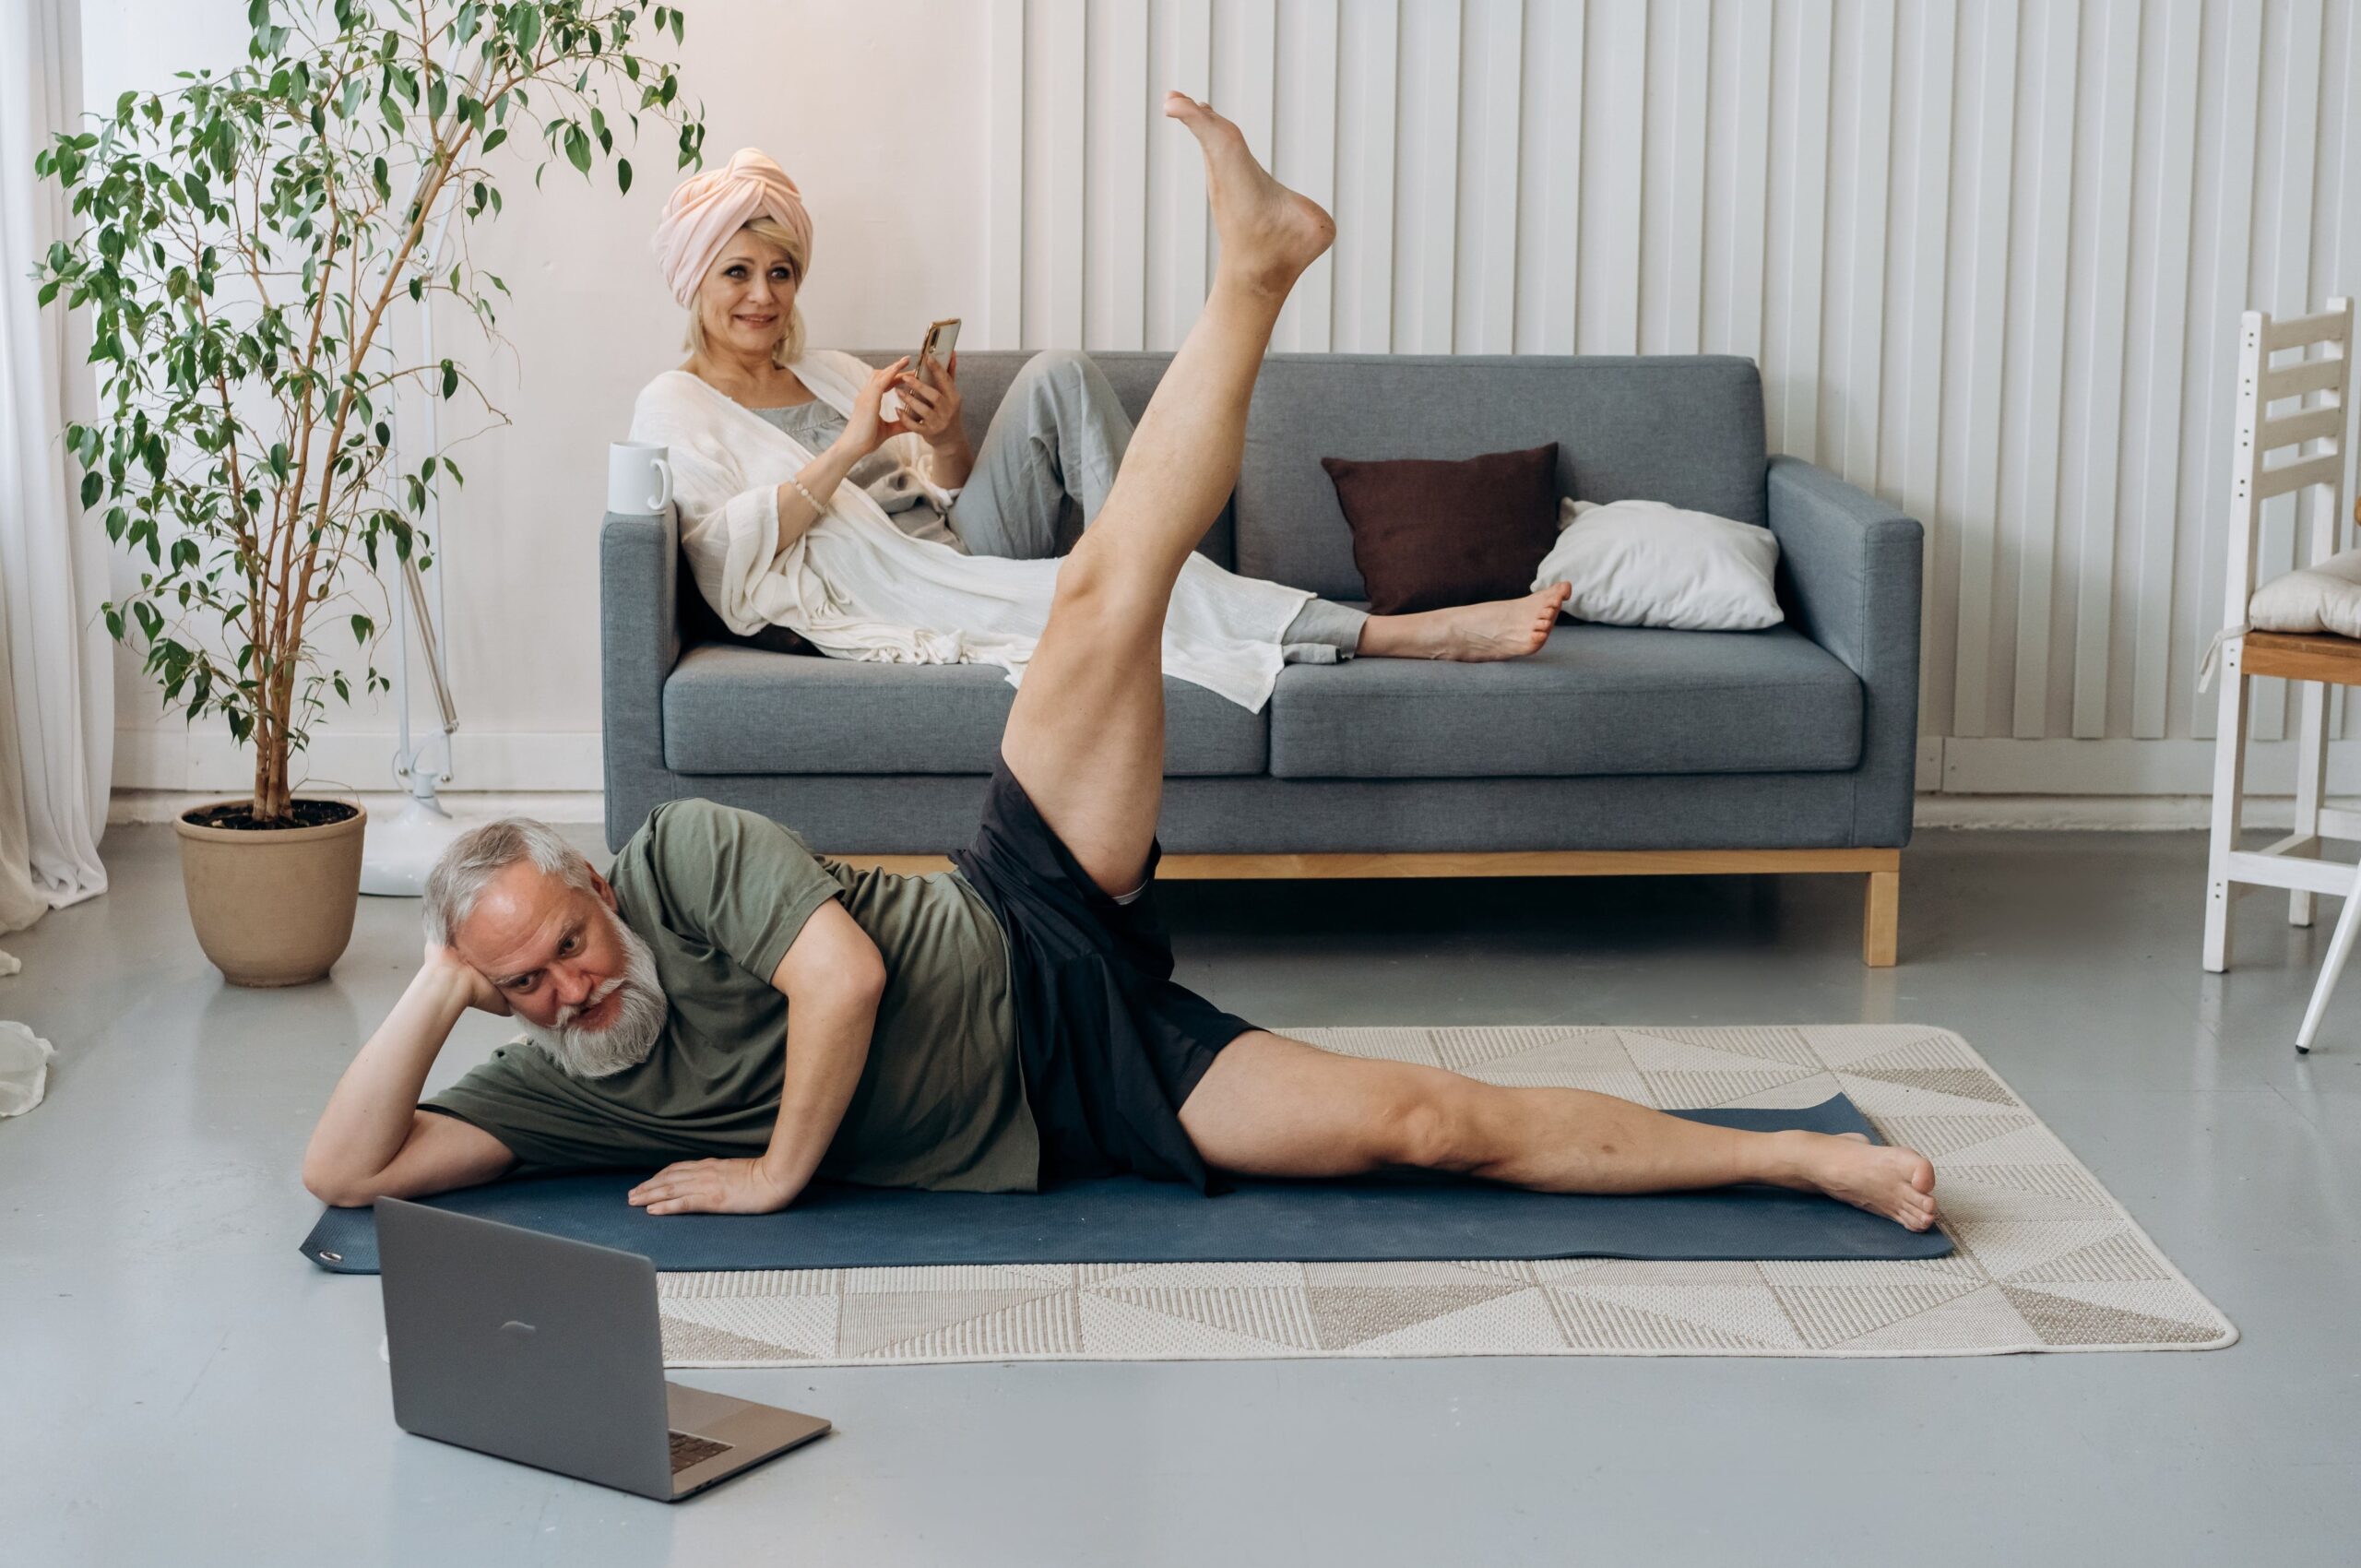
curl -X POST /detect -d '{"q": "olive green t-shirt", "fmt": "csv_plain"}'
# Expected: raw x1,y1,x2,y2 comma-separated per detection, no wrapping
420,799,1039,1192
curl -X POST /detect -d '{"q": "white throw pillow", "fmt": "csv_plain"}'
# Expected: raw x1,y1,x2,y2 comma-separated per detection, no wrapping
1529,498,1784,631
2248,548,2361,639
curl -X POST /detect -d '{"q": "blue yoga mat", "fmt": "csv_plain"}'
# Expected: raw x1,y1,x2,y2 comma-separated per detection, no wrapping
301,1096,1948,1274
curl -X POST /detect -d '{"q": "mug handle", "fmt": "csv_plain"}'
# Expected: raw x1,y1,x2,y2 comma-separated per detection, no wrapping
647,456,673,512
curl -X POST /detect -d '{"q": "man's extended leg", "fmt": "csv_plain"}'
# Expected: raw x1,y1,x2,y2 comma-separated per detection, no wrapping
998,93,1334,897
1178,1031,1940,1229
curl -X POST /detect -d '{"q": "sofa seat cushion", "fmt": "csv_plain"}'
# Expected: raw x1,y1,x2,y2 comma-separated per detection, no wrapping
1266,623,1861,779
664,644,1268,777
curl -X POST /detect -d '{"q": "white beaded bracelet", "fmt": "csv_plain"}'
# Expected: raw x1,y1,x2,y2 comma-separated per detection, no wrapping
787,475,827,517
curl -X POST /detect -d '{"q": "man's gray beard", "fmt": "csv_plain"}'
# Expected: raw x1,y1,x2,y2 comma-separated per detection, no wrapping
516,915,670,1080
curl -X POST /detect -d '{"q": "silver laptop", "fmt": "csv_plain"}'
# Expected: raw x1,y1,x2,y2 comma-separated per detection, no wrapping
376,1197,830,1501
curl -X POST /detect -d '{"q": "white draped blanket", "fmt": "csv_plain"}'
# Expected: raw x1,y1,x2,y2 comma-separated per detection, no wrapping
630,351,1315,711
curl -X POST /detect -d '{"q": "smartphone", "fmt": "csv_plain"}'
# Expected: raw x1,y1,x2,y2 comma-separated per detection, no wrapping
912,317,961,388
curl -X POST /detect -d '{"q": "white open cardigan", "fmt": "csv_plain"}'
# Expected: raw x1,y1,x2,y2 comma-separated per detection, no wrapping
627,350,1315,712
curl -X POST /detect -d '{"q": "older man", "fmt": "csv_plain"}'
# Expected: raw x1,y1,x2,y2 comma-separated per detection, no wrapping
304,95,1937,1232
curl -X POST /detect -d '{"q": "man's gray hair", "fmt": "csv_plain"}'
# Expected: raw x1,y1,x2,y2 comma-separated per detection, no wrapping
421,817,598,947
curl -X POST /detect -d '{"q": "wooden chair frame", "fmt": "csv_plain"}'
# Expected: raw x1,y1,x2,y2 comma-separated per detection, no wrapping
2203,297,2357,972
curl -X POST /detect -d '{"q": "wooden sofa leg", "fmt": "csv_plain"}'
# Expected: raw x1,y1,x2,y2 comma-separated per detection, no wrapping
1864,869,1900,968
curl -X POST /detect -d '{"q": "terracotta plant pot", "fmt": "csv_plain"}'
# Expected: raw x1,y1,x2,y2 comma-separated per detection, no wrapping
174,799,368,987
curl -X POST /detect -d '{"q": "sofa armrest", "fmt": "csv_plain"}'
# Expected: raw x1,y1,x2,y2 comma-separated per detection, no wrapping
600,508,682,850
1765,456,1923,846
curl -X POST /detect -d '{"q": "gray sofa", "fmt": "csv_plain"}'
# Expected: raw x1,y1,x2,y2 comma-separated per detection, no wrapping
602,350,1923,963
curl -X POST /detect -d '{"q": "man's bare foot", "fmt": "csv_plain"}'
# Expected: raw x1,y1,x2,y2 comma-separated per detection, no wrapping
1362,582,1572,661
1164,90,1335,296
1768,1129,1940,1231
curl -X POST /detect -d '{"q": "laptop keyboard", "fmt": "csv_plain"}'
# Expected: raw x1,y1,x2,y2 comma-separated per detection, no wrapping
669,1430,733,1473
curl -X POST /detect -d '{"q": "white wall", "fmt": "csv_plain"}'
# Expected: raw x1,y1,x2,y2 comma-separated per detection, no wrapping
86,0,2361,798
87,0,992,794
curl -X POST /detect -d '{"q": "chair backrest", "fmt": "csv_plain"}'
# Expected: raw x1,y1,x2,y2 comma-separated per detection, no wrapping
2225,298,2355,628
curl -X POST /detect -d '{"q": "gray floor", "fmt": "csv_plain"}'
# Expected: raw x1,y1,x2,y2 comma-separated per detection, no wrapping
5,825,2358,1567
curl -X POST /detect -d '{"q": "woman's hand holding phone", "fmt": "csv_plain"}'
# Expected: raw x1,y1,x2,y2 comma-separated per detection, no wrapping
895,348,964,449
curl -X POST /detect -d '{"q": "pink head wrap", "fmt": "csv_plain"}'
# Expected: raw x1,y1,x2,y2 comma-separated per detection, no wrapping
650,148,815,309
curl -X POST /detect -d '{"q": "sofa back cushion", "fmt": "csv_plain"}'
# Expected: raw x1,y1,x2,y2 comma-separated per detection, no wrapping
1237,354,1768,600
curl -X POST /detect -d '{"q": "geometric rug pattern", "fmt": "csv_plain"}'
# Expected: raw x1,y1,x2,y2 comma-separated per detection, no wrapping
657,1026,2237,1364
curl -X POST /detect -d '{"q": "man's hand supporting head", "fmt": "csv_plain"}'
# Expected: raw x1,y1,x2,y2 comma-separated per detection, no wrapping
302,817,636,1208
300,946,518,1206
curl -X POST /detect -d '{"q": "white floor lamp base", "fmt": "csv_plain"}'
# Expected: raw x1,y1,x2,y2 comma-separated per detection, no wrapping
360,794,469,897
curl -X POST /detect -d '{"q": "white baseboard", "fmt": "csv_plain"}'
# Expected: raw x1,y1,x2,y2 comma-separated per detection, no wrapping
1937,735,2361,795
111,727,604,794
103,732,2346,834
111,788,2315,835
109,790,607,826
1907,794,2340,830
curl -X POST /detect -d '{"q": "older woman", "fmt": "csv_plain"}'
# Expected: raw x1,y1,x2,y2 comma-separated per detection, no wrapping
628,148,1570,711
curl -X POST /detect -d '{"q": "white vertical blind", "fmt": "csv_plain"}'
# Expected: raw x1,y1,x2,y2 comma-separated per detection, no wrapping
998,0,2360,785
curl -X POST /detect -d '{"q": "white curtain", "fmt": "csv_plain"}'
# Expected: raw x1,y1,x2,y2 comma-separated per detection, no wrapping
0,0,112,939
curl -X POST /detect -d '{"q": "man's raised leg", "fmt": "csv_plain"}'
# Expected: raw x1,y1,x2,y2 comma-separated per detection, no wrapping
998,92,1335,898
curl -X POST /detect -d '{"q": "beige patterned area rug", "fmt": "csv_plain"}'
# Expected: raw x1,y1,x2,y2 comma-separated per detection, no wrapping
658,1025,2236,1366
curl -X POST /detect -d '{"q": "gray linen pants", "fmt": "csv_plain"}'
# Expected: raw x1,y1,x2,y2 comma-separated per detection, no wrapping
947,349,1367,660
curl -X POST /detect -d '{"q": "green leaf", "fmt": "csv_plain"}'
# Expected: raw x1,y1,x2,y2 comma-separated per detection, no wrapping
350,612,372,643
80,471,102,507
480,125,505,154
515,3,541,53
439,359,457,398
564,121,589,173
616,156,631,195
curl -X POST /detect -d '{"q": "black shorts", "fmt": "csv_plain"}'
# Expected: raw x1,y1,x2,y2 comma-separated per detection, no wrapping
950,754,1257,1192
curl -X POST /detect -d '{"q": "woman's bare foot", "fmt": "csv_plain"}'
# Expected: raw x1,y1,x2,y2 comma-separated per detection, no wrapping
1164,90,1335,297
1361,582,1572,661
1767,1129,1940,1231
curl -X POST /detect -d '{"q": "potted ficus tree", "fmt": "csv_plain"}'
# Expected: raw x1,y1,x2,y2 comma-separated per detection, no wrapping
36,0,706,985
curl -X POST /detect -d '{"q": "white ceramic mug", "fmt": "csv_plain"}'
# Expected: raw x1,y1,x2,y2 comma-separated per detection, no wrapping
607,441,673,515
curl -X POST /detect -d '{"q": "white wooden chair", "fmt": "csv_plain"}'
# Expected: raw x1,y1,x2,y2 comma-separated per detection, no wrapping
2202,298,2357,1052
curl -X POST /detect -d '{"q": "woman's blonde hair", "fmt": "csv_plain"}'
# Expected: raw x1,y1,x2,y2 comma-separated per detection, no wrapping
682,215,809,365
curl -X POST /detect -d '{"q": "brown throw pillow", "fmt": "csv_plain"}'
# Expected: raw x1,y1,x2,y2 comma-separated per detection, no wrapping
677,560,819,656
1319,443,1560,614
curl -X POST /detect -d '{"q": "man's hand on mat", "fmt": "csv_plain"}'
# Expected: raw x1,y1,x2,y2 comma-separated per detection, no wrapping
422,943,511,1016
627,1157,801,1216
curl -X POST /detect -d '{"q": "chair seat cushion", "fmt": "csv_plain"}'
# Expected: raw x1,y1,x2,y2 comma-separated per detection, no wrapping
2249,547,2361,639
1266,623,1861,779
663,645,1269,777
